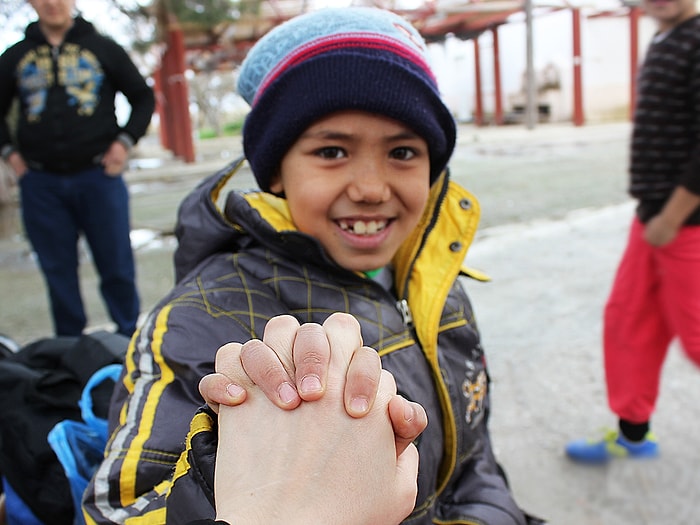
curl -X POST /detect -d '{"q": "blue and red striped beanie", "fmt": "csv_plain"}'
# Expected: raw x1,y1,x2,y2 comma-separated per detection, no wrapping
237,6,456,192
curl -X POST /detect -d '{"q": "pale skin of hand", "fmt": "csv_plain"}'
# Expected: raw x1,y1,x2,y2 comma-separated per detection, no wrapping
212,313,426,525
101,141,129,176
6,151,27,179
199,313,428,458
4,140,127,178
644,186,700,246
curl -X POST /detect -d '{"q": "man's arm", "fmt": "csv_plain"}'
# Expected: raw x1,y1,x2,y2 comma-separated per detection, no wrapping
103,39,155,145
0,47,20,169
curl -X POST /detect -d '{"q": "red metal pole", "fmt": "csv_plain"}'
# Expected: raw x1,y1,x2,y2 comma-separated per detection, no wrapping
473,37,484,126
152,67,170,151
161,47,178,154
572,8,584,126
492,26,504,125
167,27,196,163
629,6,640,121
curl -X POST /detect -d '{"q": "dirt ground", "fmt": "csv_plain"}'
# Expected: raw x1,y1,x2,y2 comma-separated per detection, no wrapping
1,121,698,524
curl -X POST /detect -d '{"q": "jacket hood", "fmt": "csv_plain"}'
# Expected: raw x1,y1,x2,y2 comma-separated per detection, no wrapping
174,158,341,284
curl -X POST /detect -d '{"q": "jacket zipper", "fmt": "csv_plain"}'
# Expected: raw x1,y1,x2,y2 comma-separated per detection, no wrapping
396,299,414,327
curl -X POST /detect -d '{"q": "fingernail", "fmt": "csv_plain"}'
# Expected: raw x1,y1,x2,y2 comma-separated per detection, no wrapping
404,402,415,422
350,396,369,414
226,383,245,398
278,382,297,405
300,375,322,395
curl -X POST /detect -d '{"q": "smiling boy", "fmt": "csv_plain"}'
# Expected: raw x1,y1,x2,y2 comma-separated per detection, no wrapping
83,7,532,525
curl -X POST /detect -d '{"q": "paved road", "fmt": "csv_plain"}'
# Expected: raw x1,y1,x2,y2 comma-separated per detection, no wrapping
465,202,700,524
1,121,698,523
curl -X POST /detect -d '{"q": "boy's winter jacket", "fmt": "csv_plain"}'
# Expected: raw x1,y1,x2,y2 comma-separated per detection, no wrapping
0,17,154,173
82,158,526,525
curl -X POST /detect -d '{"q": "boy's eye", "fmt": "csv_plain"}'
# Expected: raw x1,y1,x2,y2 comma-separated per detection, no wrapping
390,147,416,160
316,147,346,159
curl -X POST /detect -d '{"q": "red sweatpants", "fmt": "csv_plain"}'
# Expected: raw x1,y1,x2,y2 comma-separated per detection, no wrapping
604,217,700,423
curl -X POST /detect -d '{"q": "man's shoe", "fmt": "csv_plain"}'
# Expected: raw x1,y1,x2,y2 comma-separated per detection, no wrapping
565,428,659,464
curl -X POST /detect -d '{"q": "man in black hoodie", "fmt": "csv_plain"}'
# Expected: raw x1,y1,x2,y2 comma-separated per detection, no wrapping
0,0,155,337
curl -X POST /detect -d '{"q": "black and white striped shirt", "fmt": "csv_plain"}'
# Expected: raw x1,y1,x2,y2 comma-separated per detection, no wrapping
630,15,700,223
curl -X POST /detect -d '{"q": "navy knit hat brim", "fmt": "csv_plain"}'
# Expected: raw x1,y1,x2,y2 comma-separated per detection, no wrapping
244,51,456,192
237,7,456,192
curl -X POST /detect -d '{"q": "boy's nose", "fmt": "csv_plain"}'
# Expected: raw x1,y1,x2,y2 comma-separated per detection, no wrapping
346,162,391,204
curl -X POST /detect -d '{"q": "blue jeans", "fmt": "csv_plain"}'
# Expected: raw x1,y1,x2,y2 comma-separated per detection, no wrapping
20,166,139,337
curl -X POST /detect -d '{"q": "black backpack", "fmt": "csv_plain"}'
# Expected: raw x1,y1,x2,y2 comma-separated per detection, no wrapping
0,331,128,525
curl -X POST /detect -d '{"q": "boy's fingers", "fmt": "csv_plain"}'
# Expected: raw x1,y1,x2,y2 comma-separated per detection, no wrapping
291,323,331,401
388,395,428,456
214,342,245,380
261,315,301,375
240,338,301,409
344,346,382,417
322,312,364,371
198,373,246,414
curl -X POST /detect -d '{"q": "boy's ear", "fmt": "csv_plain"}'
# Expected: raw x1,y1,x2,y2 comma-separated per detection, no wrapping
269,173,283,194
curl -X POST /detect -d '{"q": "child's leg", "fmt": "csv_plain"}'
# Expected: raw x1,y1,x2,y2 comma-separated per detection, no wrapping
603,218,673,424
657,224,700,367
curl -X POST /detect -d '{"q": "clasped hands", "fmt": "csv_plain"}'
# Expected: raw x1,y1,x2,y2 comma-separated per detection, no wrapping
198,312,428,525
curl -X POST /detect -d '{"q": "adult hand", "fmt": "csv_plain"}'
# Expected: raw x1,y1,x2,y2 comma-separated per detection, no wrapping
101,141,128,176
644,214,679,247
201,314,380,416
213,313,424,525
644,186,700,246
199,312,427,455
6,151,27,180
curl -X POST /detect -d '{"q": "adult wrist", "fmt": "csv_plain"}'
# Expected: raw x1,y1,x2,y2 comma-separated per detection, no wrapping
1,144,16,162
115,132,135,152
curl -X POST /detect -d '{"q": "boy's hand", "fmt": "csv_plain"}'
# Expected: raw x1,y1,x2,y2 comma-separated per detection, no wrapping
199,312,427,455
213,314,425,525
201,313,379,415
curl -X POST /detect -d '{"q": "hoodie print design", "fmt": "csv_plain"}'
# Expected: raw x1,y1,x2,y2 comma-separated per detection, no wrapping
17,43,103,121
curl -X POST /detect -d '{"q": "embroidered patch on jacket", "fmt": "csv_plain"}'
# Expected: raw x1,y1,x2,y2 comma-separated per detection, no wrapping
462,367,487,426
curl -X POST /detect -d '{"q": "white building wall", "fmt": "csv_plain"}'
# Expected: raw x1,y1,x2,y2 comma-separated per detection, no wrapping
428,8,659,124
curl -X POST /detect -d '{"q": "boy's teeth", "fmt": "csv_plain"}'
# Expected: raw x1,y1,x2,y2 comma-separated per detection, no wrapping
339,220,386,235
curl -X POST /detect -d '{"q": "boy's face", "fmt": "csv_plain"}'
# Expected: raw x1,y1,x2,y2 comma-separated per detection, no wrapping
643,0,697,31
271,110,431,272
29,0,76,33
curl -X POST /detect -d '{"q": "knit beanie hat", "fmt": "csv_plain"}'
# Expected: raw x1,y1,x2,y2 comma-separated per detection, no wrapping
237,6,456,192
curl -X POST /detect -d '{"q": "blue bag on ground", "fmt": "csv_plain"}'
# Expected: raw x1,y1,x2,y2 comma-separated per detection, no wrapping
48,364,123,524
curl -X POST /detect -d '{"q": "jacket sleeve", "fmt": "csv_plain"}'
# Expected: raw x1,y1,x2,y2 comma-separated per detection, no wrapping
102,38,155,145
0,44,19,152
167,407,219,524
81,291,258,525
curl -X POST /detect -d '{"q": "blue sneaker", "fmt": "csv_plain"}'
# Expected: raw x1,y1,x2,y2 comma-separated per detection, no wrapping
565,428,659,464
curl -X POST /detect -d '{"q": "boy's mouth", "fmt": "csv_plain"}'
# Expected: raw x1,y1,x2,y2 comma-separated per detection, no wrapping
338,219,389,235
